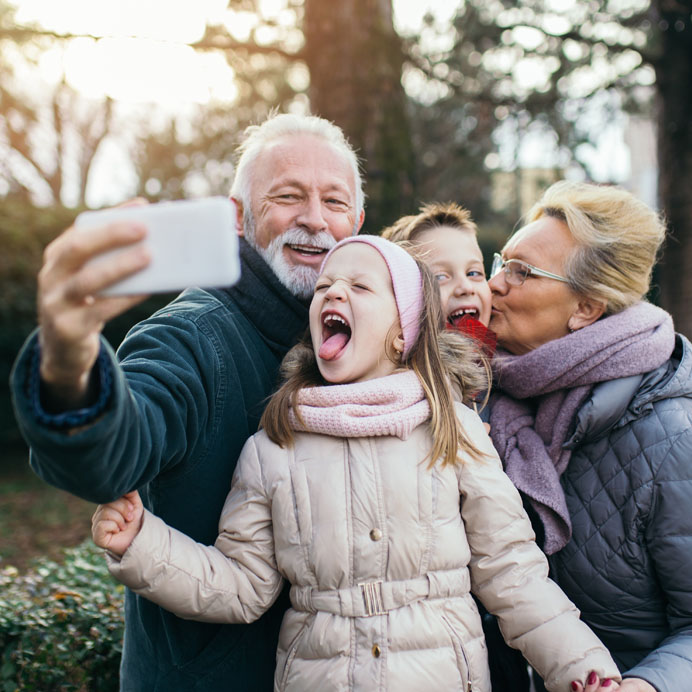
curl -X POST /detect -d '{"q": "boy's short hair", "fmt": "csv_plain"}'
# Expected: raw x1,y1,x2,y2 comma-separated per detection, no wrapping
381,202,478,244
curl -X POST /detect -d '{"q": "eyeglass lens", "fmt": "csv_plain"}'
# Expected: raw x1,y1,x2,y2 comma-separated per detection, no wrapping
491,254,505,278
508,262,530,284
492,255,529,286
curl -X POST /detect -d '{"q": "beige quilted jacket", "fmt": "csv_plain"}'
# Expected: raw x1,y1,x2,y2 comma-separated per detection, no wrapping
107,403,619,691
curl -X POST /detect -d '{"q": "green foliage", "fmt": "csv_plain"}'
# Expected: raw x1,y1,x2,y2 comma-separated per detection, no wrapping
0,540,123,691
406,0,657,211
0,198,77,323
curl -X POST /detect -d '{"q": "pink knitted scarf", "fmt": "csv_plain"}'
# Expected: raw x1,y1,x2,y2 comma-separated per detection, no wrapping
288,370,430,439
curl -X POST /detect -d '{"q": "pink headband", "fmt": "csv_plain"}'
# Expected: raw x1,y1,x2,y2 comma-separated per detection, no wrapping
320,235,423,358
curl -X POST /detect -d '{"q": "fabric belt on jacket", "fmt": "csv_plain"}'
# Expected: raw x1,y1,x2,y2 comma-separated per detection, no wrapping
290,567,471,618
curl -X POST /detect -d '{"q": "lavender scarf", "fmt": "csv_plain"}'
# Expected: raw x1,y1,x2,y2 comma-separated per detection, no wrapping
489,301,675,554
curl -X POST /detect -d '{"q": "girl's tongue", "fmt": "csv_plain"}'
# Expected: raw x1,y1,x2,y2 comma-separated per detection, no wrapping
319,332,350,360
319,311,352,360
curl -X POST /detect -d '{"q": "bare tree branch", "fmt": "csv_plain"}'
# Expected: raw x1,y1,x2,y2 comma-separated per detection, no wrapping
190,26,303,61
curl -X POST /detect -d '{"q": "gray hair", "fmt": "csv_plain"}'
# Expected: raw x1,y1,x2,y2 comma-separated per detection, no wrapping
525,181,667,315
230,112,364,235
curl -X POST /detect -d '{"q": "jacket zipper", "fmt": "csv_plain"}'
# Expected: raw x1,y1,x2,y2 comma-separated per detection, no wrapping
279,621,309,691
441,614,473,691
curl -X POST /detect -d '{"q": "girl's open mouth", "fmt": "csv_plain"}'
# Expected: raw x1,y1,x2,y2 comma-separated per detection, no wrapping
319,313,352,360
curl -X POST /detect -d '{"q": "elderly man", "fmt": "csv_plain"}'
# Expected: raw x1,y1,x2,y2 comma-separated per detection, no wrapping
10,113,364,691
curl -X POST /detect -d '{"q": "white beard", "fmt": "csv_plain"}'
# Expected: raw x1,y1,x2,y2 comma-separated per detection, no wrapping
246,219,337,299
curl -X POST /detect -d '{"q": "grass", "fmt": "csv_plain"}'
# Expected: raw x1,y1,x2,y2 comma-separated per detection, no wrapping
0,443,96,572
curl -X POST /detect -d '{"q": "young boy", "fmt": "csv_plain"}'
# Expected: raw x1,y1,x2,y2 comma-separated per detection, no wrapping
382,203,525,690
381,202,495,355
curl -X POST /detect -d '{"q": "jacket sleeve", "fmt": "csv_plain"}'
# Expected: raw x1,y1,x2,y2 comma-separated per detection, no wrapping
455,405,620,692
623,423,692,692
106,435,284,624
10,307,233,503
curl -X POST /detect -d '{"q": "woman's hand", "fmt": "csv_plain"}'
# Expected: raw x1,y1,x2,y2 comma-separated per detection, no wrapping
571,672,620,691
573,678,656,692
92,490,144,556
610,680,655,692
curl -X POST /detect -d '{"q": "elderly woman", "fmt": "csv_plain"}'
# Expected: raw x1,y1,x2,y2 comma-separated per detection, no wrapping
487,181,692,692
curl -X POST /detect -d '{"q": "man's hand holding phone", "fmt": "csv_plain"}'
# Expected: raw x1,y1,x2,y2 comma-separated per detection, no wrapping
37,197,240,412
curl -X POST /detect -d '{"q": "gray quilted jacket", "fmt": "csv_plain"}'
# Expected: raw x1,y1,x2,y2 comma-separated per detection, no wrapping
548,334,692,692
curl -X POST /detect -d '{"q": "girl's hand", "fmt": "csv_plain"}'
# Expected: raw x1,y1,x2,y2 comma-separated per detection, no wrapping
92,490,144,556
571,672,621,691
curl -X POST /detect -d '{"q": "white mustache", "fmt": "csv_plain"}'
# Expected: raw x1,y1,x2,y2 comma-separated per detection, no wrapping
279,228,337,251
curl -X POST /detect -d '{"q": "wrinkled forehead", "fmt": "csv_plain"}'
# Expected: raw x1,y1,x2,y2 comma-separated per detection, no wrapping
502,217,576,264
502,223,530,253
255,134,357,193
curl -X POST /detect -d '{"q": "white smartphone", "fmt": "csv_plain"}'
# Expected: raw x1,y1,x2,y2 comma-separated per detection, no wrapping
76,197,241,295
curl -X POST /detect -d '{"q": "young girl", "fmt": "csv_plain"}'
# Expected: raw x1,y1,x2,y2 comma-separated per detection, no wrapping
381,202,496,356
92,236,619,692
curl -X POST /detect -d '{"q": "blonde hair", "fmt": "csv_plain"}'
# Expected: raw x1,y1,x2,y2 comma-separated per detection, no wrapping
260,259,489,468
381,202,478,244
526,181,666,315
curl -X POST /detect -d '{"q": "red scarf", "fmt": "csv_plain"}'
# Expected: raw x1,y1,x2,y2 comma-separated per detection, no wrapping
447,315,497,358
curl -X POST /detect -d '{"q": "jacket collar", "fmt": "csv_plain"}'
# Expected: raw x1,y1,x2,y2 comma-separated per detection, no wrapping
637,333,692,400
213,237,311,357
567,333,692,447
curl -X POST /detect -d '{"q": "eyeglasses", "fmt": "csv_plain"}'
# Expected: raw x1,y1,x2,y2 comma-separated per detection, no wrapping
491,253,569,287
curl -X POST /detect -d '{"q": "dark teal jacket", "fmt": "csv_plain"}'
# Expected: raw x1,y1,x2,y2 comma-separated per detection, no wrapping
10,239,309,691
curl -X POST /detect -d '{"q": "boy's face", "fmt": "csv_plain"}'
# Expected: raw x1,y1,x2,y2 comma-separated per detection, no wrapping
415,226,492,327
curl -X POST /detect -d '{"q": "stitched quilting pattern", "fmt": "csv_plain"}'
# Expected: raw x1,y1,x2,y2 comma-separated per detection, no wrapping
548,394,692,671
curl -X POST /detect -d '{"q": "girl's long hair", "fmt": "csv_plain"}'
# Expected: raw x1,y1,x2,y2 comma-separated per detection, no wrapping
260,259,490,467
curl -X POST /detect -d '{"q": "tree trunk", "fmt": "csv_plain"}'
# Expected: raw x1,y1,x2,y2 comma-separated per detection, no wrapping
303,0,416,234
653,0,692,338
